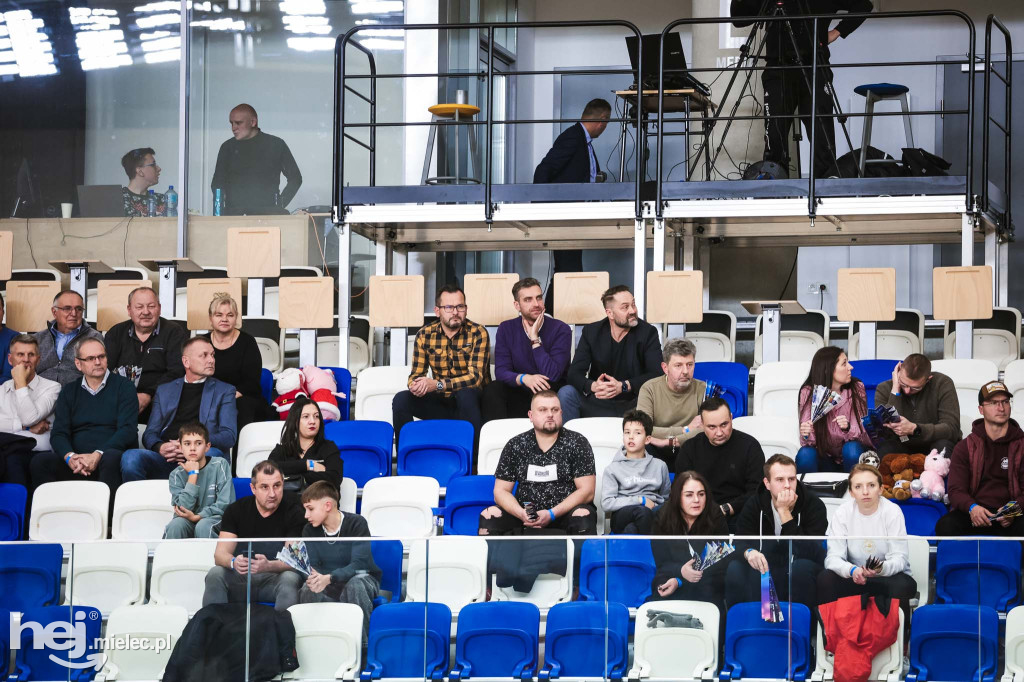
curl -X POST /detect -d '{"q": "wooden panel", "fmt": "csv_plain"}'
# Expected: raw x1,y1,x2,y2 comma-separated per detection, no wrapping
741,300,807,316
369,275,425,328
48,259,114,274
464,273,520,326
933,266,993,321
836,268,896,322
226,227,281,278
6,281,61,333
137,257,203,273
554,272,609,325
0,232,12,281
97,280,153,332
186,278,243,331
278,277,334,329
646,271,704,323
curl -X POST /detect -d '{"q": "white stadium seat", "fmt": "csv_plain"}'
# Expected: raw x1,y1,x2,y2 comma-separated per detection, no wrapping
66,542,147,616
1005,359,1024,421
944,307,1022,371
340,476,358,514
236,421,286,477
149,540,217,615
753,309,829,367
490,538,574,609
813,609,903,682
477,418,532,476
733,415,801,460
564,417,622,535
111,480,173,540
752,360,810,419
98,604,189,681
30,481,109,542
930,359,999,435
285,603,363,681
629,600,720,681
355,365,412,424
361,476,439,538
406,537,488,613
1003,606,1024,682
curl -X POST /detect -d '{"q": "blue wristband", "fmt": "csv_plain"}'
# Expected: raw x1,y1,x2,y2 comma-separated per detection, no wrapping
969,504,978,512
641,496,646,506
517,374,524,386
547,509,555,521
64,454,71,464
676,577,683,587
189,470,199,476
850,566,857,577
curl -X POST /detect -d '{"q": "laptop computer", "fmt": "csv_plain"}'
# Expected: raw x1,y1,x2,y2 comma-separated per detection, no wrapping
624,32,710,97
77,184,124,218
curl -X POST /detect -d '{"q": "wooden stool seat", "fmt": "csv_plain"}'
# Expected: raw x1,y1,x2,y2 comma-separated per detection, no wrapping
428,103,480,118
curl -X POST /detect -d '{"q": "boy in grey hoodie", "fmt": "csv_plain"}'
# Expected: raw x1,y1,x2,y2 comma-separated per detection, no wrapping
601,410,672,534
164,422,234,539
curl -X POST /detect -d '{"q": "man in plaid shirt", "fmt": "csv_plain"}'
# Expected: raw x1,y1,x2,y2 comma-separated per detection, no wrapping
392,285,490,456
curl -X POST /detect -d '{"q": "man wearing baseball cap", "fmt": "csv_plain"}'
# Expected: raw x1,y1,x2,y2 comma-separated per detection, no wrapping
936,380,1024,536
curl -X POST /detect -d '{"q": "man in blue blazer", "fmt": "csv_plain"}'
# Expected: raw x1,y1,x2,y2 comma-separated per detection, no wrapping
533,98,612,311
121,336,238,482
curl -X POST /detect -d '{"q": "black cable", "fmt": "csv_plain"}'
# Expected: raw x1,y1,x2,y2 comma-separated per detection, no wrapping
778,251,799,299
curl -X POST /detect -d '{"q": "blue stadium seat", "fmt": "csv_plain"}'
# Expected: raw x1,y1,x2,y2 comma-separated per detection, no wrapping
906,604,999,682
361,602,451,682
450,602,540,682
694,362,749,417
720,602,811,681
260,367,273,403
372,540,404,606
319,366,353,421
0,609,8,678
936,540,1022,611
324,420,393,487
443,475,495,536
896,498,947,540
397,420,473,487
578,538,655,608
233,477,253,500
0,543,62,612
538,602,629,681
0,482,27,540
852,359,899,409
10,605,102,681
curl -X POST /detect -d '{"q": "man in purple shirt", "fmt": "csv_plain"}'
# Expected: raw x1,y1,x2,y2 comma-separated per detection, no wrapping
482,278,572,422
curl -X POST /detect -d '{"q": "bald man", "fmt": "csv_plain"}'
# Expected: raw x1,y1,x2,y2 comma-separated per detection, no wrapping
210,103,302,215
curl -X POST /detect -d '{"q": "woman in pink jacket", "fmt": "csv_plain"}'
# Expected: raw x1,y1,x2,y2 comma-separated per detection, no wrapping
796,346,872,473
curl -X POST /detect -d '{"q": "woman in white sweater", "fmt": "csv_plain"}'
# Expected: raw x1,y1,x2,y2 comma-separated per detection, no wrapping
818,464,917,619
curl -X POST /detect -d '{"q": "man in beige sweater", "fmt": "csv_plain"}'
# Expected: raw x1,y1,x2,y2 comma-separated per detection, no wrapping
636,338,706,468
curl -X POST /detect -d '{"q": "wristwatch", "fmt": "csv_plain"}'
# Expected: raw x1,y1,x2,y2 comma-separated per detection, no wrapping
436,380,444,392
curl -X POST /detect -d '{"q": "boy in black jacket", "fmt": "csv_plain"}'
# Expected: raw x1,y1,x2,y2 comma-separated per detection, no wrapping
725,454,827,611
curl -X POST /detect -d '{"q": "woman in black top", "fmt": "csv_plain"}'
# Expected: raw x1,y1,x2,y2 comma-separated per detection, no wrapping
204,292,277,434
649,471,731,604
269,395,343,491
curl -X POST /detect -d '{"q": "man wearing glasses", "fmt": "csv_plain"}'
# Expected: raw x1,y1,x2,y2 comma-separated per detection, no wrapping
120,147,165,217
30,338,138,493
33,290,104,386
874,353,961,457
937,380,1024,536
392,284,489,457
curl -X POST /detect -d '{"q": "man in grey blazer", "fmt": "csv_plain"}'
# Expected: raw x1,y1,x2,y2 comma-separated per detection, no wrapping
121,336,237,481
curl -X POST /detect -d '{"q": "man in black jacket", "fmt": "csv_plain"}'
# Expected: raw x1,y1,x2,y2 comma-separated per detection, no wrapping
731,0,873,177
725,453,827,612
675,398,764,532
557,285,663,422
534,98,611,310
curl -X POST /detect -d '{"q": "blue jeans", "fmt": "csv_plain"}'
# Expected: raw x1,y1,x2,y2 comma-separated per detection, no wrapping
121,447,226,482
795,441,864,474
556,385,583,423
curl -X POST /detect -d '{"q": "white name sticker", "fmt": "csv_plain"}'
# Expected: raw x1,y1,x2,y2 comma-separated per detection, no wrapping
527,464,557,482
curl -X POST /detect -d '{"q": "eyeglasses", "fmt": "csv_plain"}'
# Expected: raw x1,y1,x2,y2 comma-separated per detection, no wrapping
982,398,1013,408
76,353,107,363
140,162,158,168
438,304,468,313
54,306,85,314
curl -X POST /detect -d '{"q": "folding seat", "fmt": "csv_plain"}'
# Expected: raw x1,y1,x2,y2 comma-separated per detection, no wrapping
577,538,655,609
732,415,801,460
111,480,173,540
235,420,286,477
241,316,285,372
0,616,8,678
1003,605,1024,682
694,361,750,417
490,538,574,609
397,419,473,487
324,420,394,487
66,542,147,616
98,604,188,681
442,475,495,536
317,365,353,421
812,609,903,682
821,497,845,524
851,358,899,409
628,600,720,681
9,605,102,682
935,539,1022,611
906,604,999,682
260,367,273,402
0,482,27,540
316,317,372,381
563,417,621,472
361,476,439,538
149,539,217,615
752,360,811,419
340,476,358,513
720,601,811,681
753,309,828,367
538,601,629,682
450,602,540,681
677,309,737,362
848,309,925,361
371,540,404,605
354,365,412,424
944,306,1022,370
908,536,932,610
406,537,488,614
0,543,62,611
233,477,253,500
895,498,947,539
360,602,452,681
285,602,363,681
477,418,531,476
29,480,109,542
930,359,1000,435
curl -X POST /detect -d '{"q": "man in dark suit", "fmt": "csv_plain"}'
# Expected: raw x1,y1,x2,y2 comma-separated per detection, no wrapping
534,98,612,311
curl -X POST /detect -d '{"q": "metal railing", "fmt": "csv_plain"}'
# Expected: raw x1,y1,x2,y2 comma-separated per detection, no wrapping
982,14,1013,237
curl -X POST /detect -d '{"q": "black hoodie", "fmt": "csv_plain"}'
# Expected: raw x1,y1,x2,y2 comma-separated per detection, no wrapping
733,479,828,566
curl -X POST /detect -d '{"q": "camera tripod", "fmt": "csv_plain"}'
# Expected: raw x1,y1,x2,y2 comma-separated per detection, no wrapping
691,0,858,180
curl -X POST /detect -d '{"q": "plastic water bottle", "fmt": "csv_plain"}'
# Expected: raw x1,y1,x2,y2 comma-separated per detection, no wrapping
147,190,157,216
213,188,222,216
165,185,178,217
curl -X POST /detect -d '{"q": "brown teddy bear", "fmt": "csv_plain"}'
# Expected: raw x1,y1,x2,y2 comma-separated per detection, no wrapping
879,453,925,490
891,479,913,501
